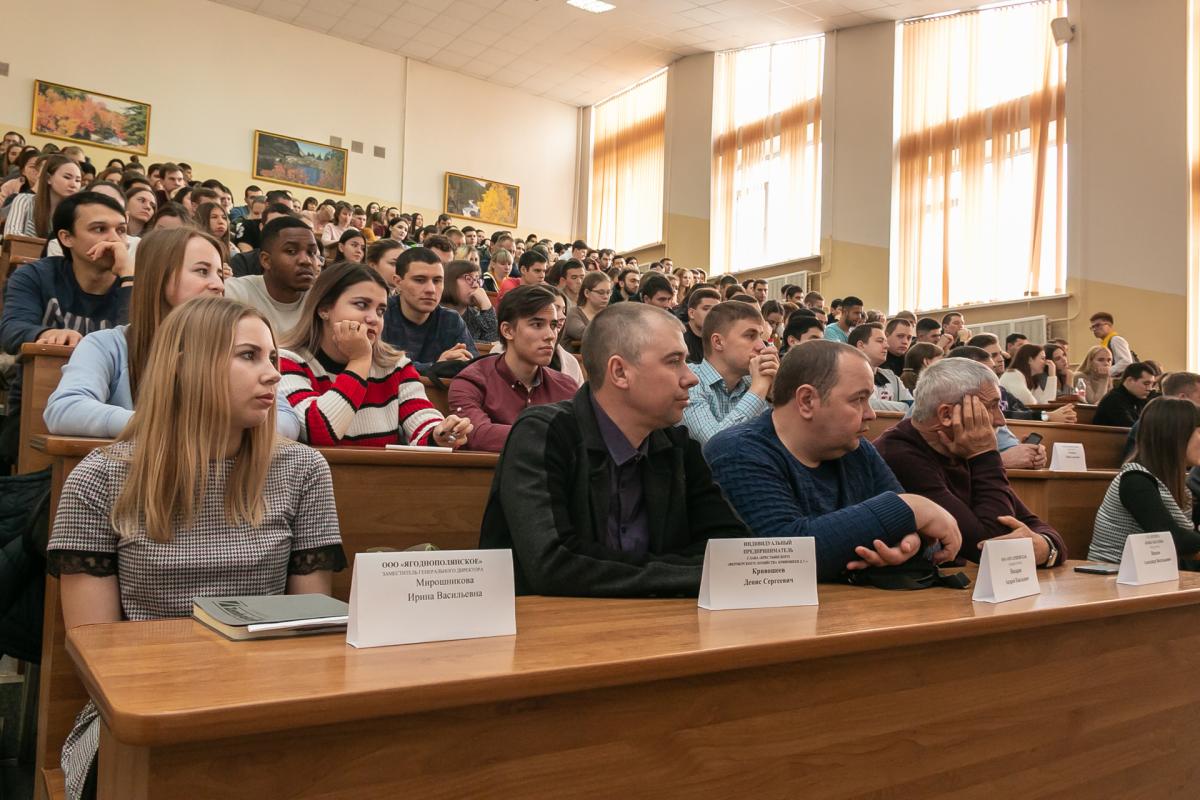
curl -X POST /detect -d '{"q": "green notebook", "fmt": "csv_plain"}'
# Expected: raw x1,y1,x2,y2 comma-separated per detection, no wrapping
192,594,349,641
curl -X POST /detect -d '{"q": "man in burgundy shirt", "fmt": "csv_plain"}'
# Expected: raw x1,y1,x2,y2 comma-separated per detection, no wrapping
873,357,1067,567
449,285,578,452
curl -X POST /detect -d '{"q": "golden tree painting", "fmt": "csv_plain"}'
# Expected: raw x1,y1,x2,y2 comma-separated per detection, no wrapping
445,172,519,227
32,80,150,155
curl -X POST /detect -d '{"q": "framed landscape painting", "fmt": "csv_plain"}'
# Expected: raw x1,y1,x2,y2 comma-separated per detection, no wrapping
31,79,150,155
253,130,347,195
445,172,519,228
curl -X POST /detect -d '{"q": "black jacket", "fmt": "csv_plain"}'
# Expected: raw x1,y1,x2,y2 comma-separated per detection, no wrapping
1092,384,1145,428
479,384,750,596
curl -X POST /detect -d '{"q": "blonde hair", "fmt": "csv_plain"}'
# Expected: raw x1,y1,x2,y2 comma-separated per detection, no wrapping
110,297,277,542
280,262,401,370
1078,344,1114,403
127,227,227,399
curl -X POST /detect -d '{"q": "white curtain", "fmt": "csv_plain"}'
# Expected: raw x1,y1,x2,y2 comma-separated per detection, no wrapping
711,36,824,275
588,71,667,253
893,0,1067,312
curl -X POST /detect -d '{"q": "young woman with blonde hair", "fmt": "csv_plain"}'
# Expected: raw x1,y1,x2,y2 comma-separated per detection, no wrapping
47,296,345,799
1077,345,1114,404
278,262,472,448
44,227,301,438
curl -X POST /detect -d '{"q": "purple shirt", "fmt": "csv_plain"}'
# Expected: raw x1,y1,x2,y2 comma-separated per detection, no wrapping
589,394,650,556
447,354,578,452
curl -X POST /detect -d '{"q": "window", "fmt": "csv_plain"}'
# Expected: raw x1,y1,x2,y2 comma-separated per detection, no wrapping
892,0,1067,311
588,71,667,253
1189,0,1200,370
711,36,824,275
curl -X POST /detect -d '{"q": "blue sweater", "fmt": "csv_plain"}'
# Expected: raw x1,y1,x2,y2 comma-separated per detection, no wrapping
43,325,302,440
705,412,916,581
0,255,131,412
381,299,477,372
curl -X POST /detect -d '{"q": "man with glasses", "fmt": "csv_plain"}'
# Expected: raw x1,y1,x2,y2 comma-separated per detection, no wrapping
1089,311,1134,379
448,285,578,452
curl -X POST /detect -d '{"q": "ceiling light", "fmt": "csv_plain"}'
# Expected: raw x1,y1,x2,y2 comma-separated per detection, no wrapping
567,0,615,13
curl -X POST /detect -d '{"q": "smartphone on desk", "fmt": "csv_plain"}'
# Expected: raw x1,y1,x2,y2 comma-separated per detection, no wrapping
1074,564,1120,575
1023,432,1044,445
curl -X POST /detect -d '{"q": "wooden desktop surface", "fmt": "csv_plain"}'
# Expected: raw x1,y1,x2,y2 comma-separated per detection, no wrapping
70,565,1200,798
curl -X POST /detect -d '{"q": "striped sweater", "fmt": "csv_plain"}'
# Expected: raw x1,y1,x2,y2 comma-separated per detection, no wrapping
279,347,443,448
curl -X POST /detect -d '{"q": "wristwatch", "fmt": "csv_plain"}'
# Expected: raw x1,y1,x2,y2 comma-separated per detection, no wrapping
1040,411,1050,421
1039,533,1058,567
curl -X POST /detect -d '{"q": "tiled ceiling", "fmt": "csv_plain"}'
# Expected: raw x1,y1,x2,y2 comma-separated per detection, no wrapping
213,0,975,105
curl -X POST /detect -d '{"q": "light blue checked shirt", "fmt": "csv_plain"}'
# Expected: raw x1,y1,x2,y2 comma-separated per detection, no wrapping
683,360,770,446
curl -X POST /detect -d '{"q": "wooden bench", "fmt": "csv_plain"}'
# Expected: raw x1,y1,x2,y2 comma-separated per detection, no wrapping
0,234,47,315
30,435,498,800
18,343,72,475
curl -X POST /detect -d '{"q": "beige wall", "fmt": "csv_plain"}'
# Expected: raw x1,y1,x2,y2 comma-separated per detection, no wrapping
401,60,580,242
663,53,715,269
1,0,579,240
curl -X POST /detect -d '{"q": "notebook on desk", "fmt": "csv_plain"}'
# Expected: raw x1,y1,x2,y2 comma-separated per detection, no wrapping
192,594,349,641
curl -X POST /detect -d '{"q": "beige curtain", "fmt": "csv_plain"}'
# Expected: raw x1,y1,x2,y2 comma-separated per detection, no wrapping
711,36,824,275
894,0,1067,311
1189,0,1200,370
588,71,666,253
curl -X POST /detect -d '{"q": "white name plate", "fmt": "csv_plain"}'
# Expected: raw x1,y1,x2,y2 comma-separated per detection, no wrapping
1049,442,1087,472
699,537,818,611
972,537,1040,603
1118,531,1179,586
347,550,516,648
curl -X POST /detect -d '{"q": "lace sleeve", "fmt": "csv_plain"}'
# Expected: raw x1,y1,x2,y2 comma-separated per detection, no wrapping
46,550,118,578
288,544,348,575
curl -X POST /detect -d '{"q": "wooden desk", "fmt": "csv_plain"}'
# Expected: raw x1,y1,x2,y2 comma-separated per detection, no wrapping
864,410,903,440
65,566,1200,799
1005,419,1129,470
1030,402,1098,426
1008,469,1115,558
30,435,498,800
18,342,72,474
0,234,47,315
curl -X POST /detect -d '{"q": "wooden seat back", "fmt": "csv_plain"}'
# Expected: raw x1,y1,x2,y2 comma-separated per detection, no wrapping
18,343,73,474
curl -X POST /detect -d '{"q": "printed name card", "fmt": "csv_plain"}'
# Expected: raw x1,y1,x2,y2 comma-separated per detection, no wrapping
698,537,818,611
347,550,516,648
1049,442,1087,472
1118,532,1179,586
972,537,1040,604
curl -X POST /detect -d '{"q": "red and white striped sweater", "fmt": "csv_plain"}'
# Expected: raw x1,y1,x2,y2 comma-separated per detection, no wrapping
279,347,443,448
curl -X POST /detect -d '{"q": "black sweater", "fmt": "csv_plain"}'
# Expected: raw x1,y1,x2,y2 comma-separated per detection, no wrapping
1119,471,1200,559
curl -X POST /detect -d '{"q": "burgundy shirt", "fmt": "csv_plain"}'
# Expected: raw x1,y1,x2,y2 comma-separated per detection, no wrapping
447,353,578,452
873,418,1067,565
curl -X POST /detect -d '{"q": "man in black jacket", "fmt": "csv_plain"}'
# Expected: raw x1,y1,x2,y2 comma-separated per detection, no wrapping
479,302,750,596
1093,362,1156,427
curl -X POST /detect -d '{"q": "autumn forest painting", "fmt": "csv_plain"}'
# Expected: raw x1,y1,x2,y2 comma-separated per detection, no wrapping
445,172,519,228
32,80,150,155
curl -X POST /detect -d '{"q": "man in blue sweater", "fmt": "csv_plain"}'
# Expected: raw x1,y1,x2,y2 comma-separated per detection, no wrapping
382,247,477,372
0,191,133,467
705,340,962,582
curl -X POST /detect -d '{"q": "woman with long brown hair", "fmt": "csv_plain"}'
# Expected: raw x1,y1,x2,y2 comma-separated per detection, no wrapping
562,270,610,352
999,342,1058,404
1089,397,1200,566
46,296,345,799
278,262,472,448
44,227,300,439
5,153,82,237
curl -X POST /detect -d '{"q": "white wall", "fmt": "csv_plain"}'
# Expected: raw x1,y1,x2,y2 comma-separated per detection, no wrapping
0,0,580,237
402,60,580,241
0,0,406,202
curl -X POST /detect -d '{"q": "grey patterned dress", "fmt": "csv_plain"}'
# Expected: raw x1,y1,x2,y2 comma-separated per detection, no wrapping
46,440,346,800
